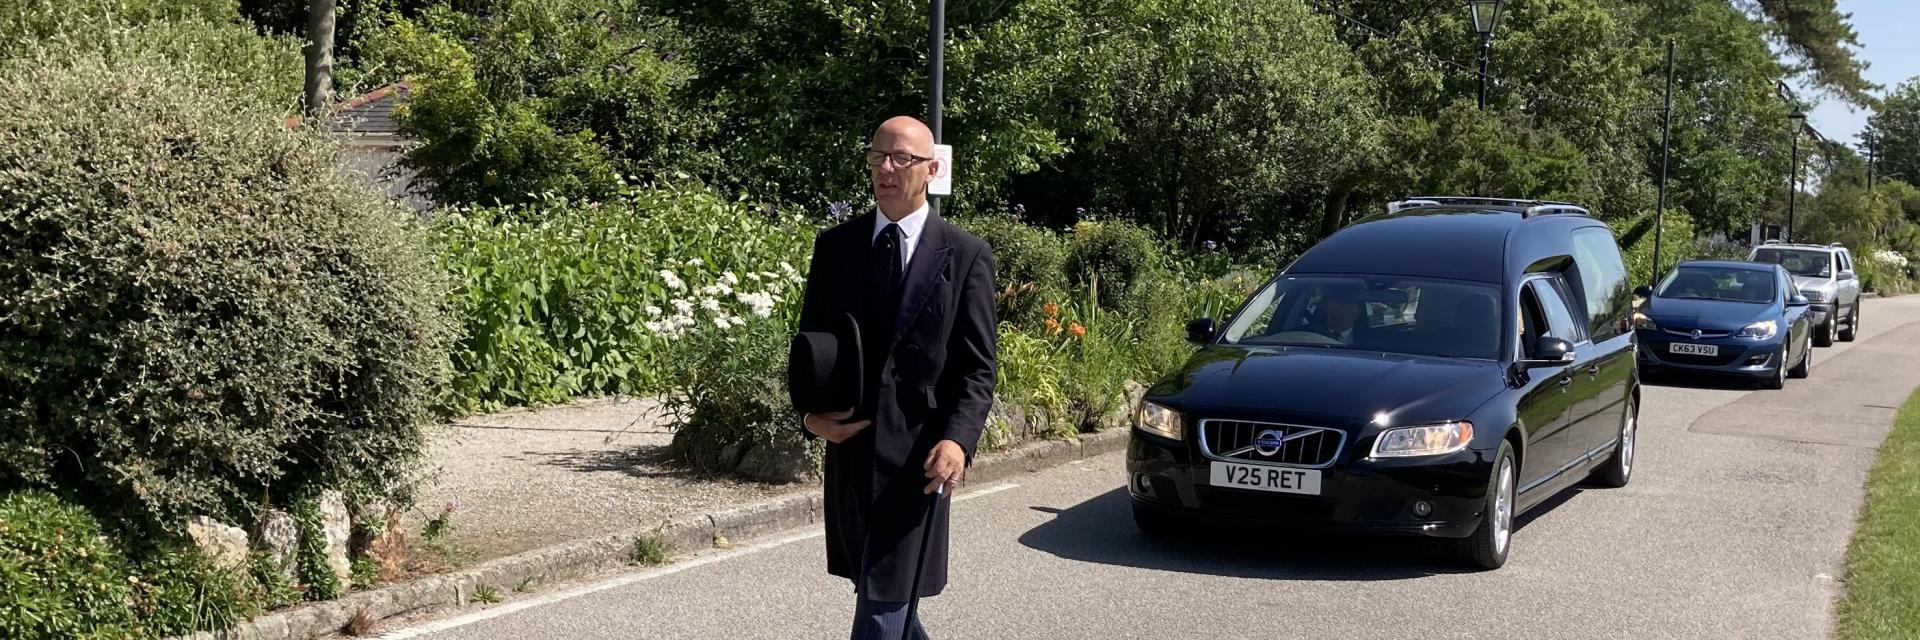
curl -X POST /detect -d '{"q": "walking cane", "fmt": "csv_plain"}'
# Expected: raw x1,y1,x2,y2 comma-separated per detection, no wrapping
900,484,943,640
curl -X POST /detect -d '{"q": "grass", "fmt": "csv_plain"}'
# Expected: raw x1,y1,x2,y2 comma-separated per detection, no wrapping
1837,388,1920,639
631,535,669,566
472,584,501,604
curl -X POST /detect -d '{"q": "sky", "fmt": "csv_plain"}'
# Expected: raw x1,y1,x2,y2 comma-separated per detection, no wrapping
1793,0,1920,148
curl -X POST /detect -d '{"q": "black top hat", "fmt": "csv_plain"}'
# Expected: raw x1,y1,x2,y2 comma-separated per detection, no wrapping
787,312,864,415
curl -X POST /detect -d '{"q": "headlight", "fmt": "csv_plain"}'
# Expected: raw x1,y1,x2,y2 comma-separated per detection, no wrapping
1632,312,1659,331
1136,401,1182,440
1802,289,1829,302
1370,421,1474,458
1737,319,1778,339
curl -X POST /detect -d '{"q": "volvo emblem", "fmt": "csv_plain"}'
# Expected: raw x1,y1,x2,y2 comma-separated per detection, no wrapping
1254,430,1286,456
1690,329,1702,340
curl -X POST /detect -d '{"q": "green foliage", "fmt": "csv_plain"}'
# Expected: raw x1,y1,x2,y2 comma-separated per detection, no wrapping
630,535,667,566
420,502,455,547
1616,211,1699,289
1868,79,1920,188
660,310,810,479
434,186,813,413
1066,220,1164,311
293,497,343,601
473,584,501,604
0,491,141,639
1752,0,1877,107
0,53,452,529
358,0,717,204
250,551,302,610
952,214,1069,329
1,0,304,110
0,490,260,639
1836,389,1920,639
351,557,380,590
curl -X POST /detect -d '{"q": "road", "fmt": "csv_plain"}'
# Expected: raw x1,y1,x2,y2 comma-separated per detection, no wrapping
383,295,1920,640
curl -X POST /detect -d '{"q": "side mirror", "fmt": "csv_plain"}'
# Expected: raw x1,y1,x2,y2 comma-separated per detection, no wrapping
1522,336,1576,367
1186,318,1217,345
1838,270,1856,281
1634,285,1654,298
1788,294,1810,307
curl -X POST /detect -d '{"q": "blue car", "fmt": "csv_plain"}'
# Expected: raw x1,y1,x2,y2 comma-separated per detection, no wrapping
1633,260,1815,389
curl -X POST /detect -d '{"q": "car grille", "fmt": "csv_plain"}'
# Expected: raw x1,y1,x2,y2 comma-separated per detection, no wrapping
1662,327,1733,339
1198,419,1345,468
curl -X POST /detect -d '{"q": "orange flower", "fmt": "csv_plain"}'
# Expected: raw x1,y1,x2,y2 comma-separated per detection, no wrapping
1069,322,1086,338
1044,317,1061,335
1043,302,1060,318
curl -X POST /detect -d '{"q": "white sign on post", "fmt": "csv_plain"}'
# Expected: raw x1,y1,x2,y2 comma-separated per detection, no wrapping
927,144,953,196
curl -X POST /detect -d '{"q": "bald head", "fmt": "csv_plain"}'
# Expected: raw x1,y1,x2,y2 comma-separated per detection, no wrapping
867,116,939,220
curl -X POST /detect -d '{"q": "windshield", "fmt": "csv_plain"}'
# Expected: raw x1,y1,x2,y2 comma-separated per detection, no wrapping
1654,267,1775,304
1751,248,1831,278
1220,275,1501,360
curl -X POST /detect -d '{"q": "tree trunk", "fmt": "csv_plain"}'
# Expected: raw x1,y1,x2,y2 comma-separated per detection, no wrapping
303,0,337,118
1320,186,1352,239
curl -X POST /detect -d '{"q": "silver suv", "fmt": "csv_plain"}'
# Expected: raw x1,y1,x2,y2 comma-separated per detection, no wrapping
1749,242,1861,346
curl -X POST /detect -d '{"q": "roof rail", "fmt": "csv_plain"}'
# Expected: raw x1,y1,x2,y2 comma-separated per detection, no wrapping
1386,199,1441,213
1830,242,1847,248
1524,203,1592,217
1762,239,1783,245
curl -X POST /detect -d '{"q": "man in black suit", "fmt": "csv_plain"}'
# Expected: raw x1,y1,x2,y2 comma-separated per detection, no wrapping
795,116,997,640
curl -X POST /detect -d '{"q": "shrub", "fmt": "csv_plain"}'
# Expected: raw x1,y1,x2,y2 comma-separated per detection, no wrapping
1615,211,1696,289
1066,220,1165,310
953,214,1069,330
661,311,817,482
0,54,453,530
435,186,814,413
1,0,304,109
0,490,259,639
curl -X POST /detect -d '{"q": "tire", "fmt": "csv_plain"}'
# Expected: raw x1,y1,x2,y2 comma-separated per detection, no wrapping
1456,442,1517,570
1789,335,1811,379
1761,349,1787,390
1814,317,1835,347
1591,396,1636,488
1132,503,1188,540
1840,303,1859,342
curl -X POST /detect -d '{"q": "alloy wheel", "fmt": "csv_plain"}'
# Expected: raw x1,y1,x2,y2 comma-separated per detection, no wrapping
1620,402,1636,478
1493,456,1515,554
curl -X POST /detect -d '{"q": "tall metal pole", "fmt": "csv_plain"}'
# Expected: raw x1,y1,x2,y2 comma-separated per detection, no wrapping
1653,41,1674,287
927,0,945,218
1477,33,1491,109
1788,122,1800,243
1867,133,1877,189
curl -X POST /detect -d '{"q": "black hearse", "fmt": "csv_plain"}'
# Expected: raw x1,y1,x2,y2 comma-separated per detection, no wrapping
1127,197,1639,569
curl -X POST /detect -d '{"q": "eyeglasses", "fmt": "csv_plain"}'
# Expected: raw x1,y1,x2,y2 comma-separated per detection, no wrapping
864,150,932,169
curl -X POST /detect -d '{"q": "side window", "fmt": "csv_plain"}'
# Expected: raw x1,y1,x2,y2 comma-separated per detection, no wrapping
1570,228,1629,340
1839,251,1853,272
1531,278,1586,343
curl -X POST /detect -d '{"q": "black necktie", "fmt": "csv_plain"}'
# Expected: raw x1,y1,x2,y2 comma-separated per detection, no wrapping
875,223,904,287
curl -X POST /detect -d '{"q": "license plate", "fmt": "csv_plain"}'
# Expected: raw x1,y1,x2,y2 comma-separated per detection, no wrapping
1209,462,1321,495
1669,342,1718,356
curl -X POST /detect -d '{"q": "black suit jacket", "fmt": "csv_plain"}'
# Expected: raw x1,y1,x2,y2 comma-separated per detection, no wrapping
794,210,997,601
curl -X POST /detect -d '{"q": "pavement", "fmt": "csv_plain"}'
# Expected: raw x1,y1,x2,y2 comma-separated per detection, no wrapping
411,397,805,562
374,295,1920,640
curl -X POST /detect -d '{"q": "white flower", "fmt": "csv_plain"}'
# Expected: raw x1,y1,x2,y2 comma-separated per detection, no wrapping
659,270,685,290
721,271,740,286
644,305,662,317
778,261,797,275
688,258,705,267
673,299,694,314
644,320,664,333
700,298,722,312
746,272,763,282
714,317,733,329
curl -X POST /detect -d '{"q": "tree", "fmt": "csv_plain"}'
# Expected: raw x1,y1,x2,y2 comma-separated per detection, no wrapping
1746,0,1877,107
304,0,336,116
1866,78,1920,187
1061,0,1382,250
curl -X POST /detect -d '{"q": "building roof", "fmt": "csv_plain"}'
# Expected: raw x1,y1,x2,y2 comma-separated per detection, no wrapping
282,83,411,147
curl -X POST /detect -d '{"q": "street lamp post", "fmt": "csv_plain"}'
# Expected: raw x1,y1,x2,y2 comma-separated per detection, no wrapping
1788,110,1805,243
1469,0,1503,109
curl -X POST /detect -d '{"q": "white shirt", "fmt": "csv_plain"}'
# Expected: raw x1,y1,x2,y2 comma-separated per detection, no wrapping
871,202,930,270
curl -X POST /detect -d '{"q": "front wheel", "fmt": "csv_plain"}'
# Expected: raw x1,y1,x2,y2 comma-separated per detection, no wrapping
1840,304,1859,342
1815,317,1836,347
1456,442,1516,570
1789,335,1812,378
1761,351,1787,390
1591,396,1636,488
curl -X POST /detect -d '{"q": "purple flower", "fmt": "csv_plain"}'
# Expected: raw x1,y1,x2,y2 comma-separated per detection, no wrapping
1075,207,1086,216
827,201,854,222
1013,203,1026,215
662,51,678,62
761,202,778,219
1203,240,1218,252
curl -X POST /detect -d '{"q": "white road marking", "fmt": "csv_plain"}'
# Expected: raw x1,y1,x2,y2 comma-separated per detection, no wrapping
375,482,1022,639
